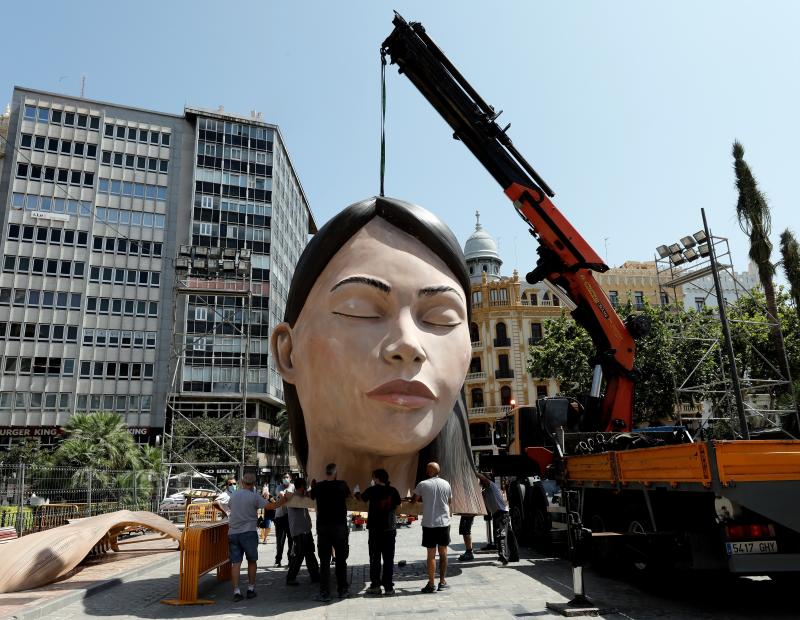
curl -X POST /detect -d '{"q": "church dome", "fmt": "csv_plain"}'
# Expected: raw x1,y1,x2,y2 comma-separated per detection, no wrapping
463,211,500,261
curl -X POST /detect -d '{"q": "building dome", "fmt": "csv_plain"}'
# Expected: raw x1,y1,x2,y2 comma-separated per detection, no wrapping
464,211,500,261
464,211,503,283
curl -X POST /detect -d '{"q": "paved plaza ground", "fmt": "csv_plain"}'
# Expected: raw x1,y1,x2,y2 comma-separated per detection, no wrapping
4,518,798,620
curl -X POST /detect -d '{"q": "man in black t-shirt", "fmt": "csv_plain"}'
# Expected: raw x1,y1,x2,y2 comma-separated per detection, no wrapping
308,462,351,602
355,468,402,595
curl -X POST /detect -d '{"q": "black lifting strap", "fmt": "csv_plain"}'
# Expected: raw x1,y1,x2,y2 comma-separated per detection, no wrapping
380,50,387,197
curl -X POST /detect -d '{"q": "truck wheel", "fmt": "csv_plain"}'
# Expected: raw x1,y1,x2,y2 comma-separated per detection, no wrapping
531,504,551,552
510,504,527,546
625,512,653,576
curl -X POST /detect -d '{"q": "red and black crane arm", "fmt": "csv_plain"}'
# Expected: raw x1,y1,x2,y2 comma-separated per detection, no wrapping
382,13,643,432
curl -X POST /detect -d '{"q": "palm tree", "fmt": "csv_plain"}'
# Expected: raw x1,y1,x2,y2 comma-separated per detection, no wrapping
55,411,142,470
780,229,800,320
732,141,791,387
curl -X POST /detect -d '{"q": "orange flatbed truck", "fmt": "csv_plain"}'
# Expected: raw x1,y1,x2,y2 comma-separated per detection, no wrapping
559,439,800,576
381,13,800,579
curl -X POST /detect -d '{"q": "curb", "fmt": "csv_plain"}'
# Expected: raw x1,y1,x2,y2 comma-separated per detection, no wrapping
6,551,179,620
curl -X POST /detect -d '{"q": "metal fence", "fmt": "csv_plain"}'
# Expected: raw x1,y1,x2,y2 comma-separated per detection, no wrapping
0,464,163,537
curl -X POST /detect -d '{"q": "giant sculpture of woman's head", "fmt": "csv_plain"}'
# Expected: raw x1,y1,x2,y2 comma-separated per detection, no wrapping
271,196,483,513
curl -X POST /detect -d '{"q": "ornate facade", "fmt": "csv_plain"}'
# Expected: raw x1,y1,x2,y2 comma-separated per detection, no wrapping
464,214,564,459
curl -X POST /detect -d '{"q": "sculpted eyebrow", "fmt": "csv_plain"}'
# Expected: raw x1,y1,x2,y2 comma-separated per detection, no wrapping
418,285,463,300
330,276,390,293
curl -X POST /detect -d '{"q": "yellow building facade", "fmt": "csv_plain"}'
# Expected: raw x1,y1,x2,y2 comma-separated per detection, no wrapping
462,213,567,458
594,260,685,310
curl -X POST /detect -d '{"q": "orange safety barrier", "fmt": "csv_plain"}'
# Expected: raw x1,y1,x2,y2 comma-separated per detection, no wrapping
184,502,227,527
162,517,230,605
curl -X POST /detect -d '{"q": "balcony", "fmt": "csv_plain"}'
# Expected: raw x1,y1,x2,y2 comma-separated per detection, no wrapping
471,340,483,350
528,337,542,346
468,405,512,419
493,337,511,348
495,369,515,380
464,371,487,382
489,300,510,307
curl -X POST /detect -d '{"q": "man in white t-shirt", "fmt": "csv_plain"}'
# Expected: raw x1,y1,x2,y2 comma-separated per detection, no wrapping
412,462,452,593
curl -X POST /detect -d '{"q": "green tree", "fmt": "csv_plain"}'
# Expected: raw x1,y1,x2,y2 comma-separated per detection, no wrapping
732,141,791,386
528,311,594,397
171,416,256,465
780,229,800,320
54,411,142,470
0,438,52,466
527,302,722,426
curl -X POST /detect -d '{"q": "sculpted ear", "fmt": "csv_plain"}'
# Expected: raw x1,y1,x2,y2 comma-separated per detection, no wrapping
270,322,297,384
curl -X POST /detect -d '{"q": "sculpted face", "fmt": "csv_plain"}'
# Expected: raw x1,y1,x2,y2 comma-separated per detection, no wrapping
275,217,471,458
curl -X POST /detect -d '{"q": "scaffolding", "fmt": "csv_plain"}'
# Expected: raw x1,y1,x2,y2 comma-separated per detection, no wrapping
655,211,799,438
161,246,256,493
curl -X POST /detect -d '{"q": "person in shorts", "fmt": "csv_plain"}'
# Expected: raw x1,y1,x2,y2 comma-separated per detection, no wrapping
412,462,452,593
458,515,475,561
228,472,268,601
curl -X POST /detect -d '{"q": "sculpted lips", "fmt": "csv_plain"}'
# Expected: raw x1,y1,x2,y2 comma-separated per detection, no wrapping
366,380,437,409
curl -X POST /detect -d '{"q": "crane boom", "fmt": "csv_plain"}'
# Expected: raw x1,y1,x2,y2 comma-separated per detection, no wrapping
382,13,639,432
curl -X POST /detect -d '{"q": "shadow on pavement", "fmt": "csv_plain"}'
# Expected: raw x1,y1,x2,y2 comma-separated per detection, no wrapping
504,555,799,620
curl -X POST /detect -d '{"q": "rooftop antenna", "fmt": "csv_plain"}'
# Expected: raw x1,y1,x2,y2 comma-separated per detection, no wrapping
80,75,86,98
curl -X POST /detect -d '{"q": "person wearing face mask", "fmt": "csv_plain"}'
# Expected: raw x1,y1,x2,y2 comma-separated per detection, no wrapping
273,473,295,567
215,478,237,515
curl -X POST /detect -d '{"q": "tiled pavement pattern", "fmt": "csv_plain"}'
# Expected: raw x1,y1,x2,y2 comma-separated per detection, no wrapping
6,519,799,619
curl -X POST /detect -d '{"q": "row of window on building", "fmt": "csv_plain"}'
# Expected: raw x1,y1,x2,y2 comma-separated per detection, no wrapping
85,297,158,316
89,267,160,287
101,150,168,173
23,105,100,130
0,288,81,309
95,208,166,229
10,193,93,216
20,133,98,158
82,329,156,348
16,163,94,187
97,178,167,201
7,226,163,259
78,361,154,380
3,255,85,277
608,290,669,309
472,289,561,307
91,236,162,257
469,321,544,346
3,356,155,380
0,391,73,412
103,122,171,146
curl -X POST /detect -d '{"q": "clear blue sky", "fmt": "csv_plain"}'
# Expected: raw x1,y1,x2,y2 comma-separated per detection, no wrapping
3,1,798,278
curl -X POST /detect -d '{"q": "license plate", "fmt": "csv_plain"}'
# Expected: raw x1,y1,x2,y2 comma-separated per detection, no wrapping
726,540,777,555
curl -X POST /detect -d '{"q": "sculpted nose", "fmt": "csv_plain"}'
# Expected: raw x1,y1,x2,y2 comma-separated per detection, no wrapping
382,311,427,365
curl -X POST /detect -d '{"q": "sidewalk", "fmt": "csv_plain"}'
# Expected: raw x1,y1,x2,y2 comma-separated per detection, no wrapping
6,517,799,619
0,536,178,620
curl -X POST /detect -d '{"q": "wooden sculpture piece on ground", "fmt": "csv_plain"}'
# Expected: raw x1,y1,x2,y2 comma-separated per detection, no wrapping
0,510,181,593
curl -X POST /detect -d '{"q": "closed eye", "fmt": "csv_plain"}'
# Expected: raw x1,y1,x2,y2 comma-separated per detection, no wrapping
420,306,463,327
331,297,384,319
332,310,381,319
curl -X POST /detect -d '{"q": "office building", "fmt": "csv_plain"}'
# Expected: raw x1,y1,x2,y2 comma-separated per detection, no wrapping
0,88,315,466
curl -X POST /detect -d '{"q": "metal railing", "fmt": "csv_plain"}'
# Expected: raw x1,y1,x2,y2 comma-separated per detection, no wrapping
0,464,162,537
468,405,512,418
